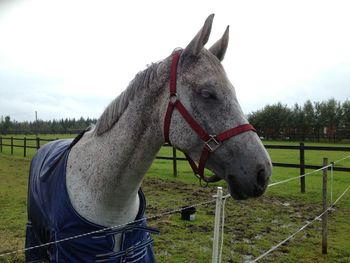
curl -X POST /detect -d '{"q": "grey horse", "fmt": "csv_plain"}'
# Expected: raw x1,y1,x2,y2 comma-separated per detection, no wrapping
26,14,272,262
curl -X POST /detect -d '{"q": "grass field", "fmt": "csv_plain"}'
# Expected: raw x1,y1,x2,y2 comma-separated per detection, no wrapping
0,136,350,262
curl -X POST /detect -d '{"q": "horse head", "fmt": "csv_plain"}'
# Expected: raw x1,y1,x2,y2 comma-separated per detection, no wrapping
161,14,272,199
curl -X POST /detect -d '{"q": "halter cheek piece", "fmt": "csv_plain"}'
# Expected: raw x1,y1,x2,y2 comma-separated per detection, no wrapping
163,50,256,183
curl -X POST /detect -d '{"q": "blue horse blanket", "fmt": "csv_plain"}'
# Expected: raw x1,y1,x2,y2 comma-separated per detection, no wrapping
25,136,158,262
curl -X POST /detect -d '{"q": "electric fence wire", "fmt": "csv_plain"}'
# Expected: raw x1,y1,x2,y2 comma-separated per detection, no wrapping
0,199,216,258
251,185,350,262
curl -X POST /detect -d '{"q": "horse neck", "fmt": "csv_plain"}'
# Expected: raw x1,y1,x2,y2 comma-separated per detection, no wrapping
66,70,166,226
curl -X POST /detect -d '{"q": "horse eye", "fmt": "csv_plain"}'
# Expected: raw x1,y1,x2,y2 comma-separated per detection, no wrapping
200,89,216,99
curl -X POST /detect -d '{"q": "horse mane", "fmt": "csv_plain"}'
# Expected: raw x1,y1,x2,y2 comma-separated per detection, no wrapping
94,62,160,136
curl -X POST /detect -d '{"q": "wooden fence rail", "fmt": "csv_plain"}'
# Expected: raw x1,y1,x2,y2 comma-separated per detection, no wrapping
1,137,349,192
0,137,58,156
264,143,350,192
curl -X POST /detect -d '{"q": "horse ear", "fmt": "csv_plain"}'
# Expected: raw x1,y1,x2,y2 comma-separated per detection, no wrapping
183,14,214,57
209,26,229,61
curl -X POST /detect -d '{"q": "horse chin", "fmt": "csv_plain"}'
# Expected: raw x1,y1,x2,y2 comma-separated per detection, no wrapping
227,183,249,200
225,173,268,200
225,174,253,200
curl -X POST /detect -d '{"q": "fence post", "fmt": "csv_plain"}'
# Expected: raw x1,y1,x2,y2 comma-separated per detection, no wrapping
36,137,40,150
0,136,2,153
11,137,13,155
300,142,305,193
172,146,177,177
212,187,223,263
24,137,27,157
322,157,328,254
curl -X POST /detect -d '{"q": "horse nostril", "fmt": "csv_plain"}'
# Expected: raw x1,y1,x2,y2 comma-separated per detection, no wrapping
256,168,267,189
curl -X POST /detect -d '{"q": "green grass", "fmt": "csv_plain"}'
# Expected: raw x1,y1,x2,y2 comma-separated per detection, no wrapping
0,155,29,262
0,136,350,262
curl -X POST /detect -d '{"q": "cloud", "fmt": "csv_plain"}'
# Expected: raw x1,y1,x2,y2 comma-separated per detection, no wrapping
0,70,110,121
236,61,350,113
1,0,350,120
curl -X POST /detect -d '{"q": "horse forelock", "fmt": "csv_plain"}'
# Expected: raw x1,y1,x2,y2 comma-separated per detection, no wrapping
94,63,160,136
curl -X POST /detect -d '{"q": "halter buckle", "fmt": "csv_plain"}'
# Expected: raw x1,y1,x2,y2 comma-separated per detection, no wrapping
205,135,221,152
169,93,178,104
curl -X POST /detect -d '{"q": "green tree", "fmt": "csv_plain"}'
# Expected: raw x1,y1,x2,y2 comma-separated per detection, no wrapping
312,99,343,141
1,116,12,134
340,100,350,139
249,102,292,139
341,100,350,129
291,103,304,140
302,100,315,139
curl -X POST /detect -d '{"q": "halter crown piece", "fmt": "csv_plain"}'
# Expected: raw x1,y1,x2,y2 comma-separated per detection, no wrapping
163,50,257,183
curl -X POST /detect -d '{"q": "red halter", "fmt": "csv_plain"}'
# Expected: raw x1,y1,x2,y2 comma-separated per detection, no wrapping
163,50,256,183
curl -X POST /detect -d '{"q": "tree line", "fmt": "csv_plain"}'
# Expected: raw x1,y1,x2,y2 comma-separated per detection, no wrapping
1,98,349,141
248,99,350,141
0,116,97,135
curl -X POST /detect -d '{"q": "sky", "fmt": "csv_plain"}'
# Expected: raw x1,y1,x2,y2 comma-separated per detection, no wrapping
0,0,349,122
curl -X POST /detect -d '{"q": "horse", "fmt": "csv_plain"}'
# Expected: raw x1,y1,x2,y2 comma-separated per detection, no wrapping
25,14,272,262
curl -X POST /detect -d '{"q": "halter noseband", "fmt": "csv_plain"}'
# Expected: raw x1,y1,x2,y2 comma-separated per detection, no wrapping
163,50,256,183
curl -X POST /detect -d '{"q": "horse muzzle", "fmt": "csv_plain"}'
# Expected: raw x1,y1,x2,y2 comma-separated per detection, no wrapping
226,162,271,200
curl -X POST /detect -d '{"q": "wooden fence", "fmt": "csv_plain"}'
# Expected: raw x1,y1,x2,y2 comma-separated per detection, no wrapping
0,137,57,156
1,137,349,192
265,143,350,192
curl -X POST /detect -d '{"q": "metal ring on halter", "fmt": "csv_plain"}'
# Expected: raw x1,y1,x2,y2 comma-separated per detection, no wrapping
169,93,178,104
204,135,221,152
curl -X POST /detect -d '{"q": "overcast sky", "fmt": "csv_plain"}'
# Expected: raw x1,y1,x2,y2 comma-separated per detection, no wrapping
0,0,349,122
